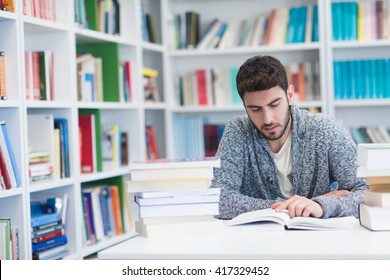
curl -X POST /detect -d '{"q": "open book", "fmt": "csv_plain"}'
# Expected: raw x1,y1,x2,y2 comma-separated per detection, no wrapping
224,208,358,230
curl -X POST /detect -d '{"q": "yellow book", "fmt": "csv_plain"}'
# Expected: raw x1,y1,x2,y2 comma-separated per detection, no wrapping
357,3,363,41
143,68,159,77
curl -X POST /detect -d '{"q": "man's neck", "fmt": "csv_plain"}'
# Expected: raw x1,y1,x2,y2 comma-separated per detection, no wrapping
268,122,292,153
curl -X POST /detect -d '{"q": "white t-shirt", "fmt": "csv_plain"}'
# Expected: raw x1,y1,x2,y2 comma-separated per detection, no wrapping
271,132,294,198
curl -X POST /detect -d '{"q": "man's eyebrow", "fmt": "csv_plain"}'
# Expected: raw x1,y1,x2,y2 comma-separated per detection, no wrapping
246,98,282,108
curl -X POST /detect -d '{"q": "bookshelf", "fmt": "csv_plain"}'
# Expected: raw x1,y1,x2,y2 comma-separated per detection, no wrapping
2,0,390,260
162,0,327,158
325,0,390,132
0,0,156,260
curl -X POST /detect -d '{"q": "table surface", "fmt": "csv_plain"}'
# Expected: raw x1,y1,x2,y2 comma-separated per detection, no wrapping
98,224,390,260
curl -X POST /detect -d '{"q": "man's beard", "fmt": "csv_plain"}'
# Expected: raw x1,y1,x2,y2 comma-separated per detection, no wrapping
253,106,292,141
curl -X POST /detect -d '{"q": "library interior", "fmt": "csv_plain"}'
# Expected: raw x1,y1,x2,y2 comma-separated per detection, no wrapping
1,0,390,261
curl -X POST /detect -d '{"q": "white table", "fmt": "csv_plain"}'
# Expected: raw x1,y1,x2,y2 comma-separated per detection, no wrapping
98,226,390,259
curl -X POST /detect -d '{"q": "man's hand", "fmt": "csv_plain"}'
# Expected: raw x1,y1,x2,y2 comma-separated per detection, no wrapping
271,195,323,218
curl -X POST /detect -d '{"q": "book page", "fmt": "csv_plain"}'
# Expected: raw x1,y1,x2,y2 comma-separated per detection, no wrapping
287,216,358,230
224,208,291,227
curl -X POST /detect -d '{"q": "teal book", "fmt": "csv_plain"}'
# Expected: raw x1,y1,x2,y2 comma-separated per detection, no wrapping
312,5,319,42
230,67,241,105
333,61,341,100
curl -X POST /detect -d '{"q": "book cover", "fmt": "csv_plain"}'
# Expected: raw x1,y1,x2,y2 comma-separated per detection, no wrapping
225,208,358,230
127,179,212,193
79,114,96,174
31,234,67,254
130,167,215,182
31,212,61,228
358,143,390,170
137,202,219,218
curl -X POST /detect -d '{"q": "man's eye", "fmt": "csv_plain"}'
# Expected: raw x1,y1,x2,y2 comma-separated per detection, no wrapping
251,108,260,112
270,103,279,108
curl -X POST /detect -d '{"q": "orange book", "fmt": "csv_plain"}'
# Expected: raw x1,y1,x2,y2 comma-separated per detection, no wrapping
297,63,306,102
109,185,123,235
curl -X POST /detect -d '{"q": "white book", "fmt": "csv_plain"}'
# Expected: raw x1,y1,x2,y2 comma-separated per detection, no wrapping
130,167,215,182
127,179,212,193
137,202,219,218
135,188,220,206
358,143,390,170
136,187,220,199
225,208,358,230
359,203,390,231
364,189,390,207
130,156,220,170
135,218,224,237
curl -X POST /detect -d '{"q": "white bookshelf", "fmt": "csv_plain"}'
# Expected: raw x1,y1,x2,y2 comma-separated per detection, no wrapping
0,0,157,260
325,0,390,128
2,0,390,260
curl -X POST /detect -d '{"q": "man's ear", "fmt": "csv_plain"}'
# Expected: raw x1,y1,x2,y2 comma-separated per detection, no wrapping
287,85,294,105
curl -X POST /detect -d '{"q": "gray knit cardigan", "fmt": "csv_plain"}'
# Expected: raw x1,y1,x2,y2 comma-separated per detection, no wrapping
211,105,368,220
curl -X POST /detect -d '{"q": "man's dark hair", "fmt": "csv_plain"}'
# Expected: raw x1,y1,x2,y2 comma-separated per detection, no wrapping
236,55,288,100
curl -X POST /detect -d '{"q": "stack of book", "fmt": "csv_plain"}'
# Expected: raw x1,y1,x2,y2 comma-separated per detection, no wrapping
128,157,222,237
357,143,390,231
30,194,69,260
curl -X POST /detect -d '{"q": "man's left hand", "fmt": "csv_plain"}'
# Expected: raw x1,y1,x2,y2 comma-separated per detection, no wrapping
271,195,324,218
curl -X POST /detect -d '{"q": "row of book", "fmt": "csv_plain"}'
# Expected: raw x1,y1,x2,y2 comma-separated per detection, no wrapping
77,53,134,103
79,112,129,174
22,0,55,21
30,194,69,260
173,117,225,159
75,0,121,35
25,50,54,101
332,1,390,41
0,218,18,260
333,59,390,100
27,115,69,183
350,126,390,144
81,183,132,245
172,5,319,50
128,157,222,237
357,143,390,231
0,51,7,100
0,121,21,191
140,0,160,44
174,61,320,107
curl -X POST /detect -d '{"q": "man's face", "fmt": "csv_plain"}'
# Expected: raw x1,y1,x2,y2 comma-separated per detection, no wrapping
243,85,294,141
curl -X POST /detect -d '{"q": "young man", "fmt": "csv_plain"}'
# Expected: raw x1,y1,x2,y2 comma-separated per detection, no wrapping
212,55,368,220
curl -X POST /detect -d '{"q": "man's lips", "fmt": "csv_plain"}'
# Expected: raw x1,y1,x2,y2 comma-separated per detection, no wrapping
264,125,277,131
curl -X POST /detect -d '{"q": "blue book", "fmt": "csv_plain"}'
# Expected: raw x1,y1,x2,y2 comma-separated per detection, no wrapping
0,122,21,187
285,7,297,43
369,60,377,99
54,118,70,178
333,61,342,100
376,59,386,99
296,6,307,43
312,5,319,42
32,234,67,254
331,3,340,40
31,212,61,228
230,67,241,105
385,59,390,98
363,60,371,99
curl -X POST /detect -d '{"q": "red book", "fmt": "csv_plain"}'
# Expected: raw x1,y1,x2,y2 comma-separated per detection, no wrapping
124,61,133,102
32,229,64,244
0,143,12,190
78,115,96,174
146,125,158,160
32,52,41,100
195,69,208,105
